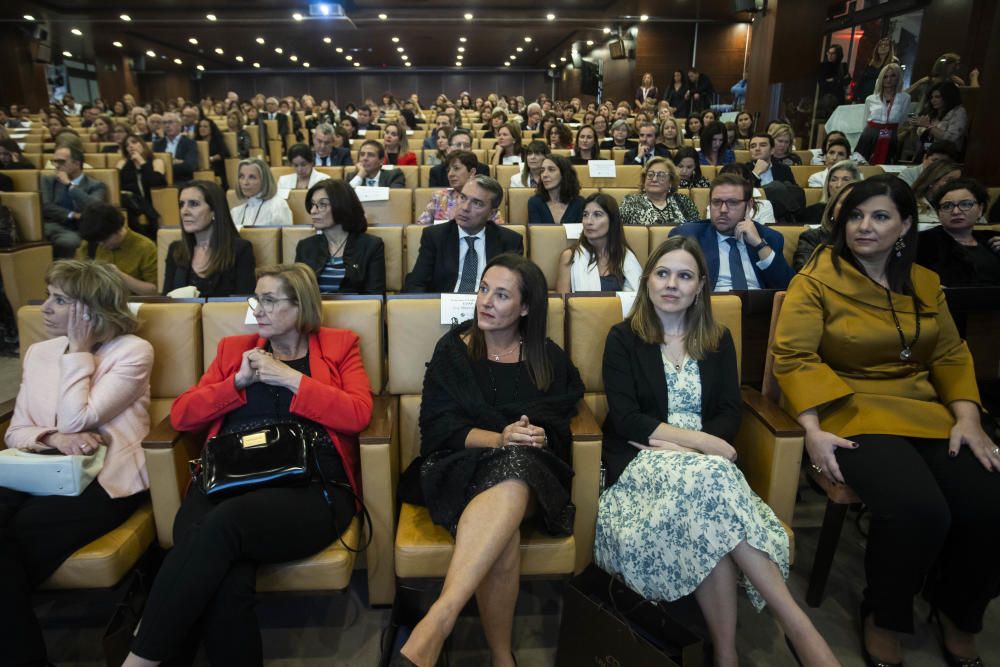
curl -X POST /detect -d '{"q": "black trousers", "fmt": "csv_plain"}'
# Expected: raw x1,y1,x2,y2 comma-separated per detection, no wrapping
836,434,1000,633
0,483,143,667
131,481,353,665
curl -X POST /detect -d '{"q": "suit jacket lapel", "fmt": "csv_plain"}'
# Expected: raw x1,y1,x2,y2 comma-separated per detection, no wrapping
637,340,670,421
444,222,460,286
701,226,721,288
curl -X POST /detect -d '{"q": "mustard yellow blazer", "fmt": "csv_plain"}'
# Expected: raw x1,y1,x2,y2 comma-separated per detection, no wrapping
772,247,980,439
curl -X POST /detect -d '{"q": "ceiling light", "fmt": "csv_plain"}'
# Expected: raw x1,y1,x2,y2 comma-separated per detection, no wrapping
640,14,649,21
396,47,404,52
404,62,411,67
235,55,244,62
504,61,510,66
289,54,298,62
71,28,82,36
457,46,465,52
256,37,265,44
456,54,463,60
253,62,261,68
112,41,123,47
546,13,555,20
550,63,556,68
323,36,331,44
455,61,462,66
62,50,72,57
603,26,612,33
378,13,387,20
459,36,467,42
197,64,205,71
303,62,310,68
392,36,399,43
516,47,522,52
146,50,156,57
214,47,224,54
525,37,532,42
120,14,132,21
335,47,343,53
586,40,594,46
401,54,408,60
292,12,303,21
353,61,360,67
23,14,35,21
510,55,517,60
274,47,283,54
206,14,217,21
560,56,566,62
464,13,473,20
173,58,183,64
188,37,198,45
345,55,353,61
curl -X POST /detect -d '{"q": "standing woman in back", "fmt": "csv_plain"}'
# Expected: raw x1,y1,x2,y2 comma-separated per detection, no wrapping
856,63,910,165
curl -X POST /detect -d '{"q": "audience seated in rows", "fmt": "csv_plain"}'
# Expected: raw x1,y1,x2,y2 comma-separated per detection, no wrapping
768,123,801,166
510,140,550,189
419,150,504,225
675,146,712,189
747,133,796,187
490,122,524,168
197,118,231,190
41,145,109,257
912,159,962,223
153,112,198,183
626,121,671,166
807,137,853,188
896,140,959,186
793,181,857,271
117,133,167,239
0,138,35,169
801,159,863,224
381,120,417,166
569,125,602,165
278,144,328,191
556,193,641,293
348,140,406,189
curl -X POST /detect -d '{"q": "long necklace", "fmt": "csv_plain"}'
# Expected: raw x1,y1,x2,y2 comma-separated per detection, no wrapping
488,338,522,362
486,344,522,406
327,233,348,258
884,286,920,361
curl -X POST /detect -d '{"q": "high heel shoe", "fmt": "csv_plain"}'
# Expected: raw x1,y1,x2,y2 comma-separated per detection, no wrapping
859,602,903,667
928,608,985,667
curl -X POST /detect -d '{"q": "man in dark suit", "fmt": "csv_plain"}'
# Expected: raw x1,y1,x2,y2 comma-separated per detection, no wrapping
669,173,792,291
521,103,542,133
40,145,108,257
312,123,352,166
428,129,490,188
153,112,199,183
404,176,524,293
746,133,796,187
686,68,715,114
349,140,406,189
261,97,290,142
625,122,672,165
180,105,199,138
355,106,380,135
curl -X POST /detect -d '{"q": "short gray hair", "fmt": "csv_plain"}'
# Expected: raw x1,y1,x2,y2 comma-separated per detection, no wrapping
314,122,336,137
822,159,863,203
611,119,630,132
472,175,504,210
236,157,278,202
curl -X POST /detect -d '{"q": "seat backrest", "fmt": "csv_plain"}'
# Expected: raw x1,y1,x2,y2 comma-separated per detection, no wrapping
804,189,823,206
151,188,180,228
195,140,209,171
157,228,182,291
791,165,825,188
239,227,281,267
576,164,642,189
271,166,294,180
688,188,710,214
364,189,412,225
507,188,533,225
0,192,44,241
0,169,40,192
84,153,108,168
495,164,519,186
418,165,434,187
287,190,311,225
82,168,121,206
526,223,642,288
599,188,632,206
857,165,885,179
403,224,526,274
393,165,418,189
413,188,438,222
386,295,564,467
200,298,384,392
772,226,808,267
315,166,344,181
760,291,786,404
17,303,203,425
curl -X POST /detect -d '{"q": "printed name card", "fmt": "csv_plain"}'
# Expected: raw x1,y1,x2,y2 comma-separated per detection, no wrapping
563,223,583,240
617,292,638,318
440,293,478,325
355,186,391,202
588,160,617,178
502,155,523,166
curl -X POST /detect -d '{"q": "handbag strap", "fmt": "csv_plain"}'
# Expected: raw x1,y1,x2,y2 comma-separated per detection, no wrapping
311,445,373,553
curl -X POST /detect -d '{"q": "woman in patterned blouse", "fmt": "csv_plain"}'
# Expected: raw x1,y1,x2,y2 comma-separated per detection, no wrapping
620,157,699,226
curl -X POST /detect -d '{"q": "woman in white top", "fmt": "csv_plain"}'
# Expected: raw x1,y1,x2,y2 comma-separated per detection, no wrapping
509,140,549,189
856,63,911,165
276,144,329,192
556,193,642,294
230,157,293,229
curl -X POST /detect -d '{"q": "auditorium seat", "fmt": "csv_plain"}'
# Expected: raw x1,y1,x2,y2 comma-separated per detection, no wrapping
156,227,282,292
404,224,527,276
804,189,824,207
418,165,434,187
611,148,627,165
495,164,520,187
599,188,633,206
280,225,405,292
0,192,53,312
479,138,497,151
363,189,413,225
383,295,601,596
0,169,40,191
527,224,649,289
154,153,173,186
772,226,809,267
857,165,885,179
790,165,825,189
575,164,641,189
413,187,438,222
688,188,710,213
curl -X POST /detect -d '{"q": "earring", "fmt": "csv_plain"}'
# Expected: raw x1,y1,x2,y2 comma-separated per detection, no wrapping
894,236,905,257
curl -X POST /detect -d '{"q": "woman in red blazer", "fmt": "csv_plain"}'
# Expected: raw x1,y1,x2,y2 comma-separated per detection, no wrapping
382,119,418,166
125,264,373,667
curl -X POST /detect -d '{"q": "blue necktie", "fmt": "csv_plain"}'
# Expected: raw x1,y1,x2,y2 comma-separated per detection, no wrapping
59,183,74,211
726,238,748,290
366,178,376,187
458,237,478,293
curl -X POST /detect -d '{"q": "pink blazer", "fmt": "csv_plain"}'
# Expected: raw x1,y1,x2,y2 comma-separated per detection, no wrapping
5,334,154,498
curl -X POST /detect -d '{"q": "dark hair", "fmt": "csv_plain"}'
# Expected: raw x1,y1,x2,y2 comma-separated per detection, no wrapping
699,121,730,161
60,144,85,164
549,122,573,149
79,202,126,258
912,159,961,203
173,180,241,275
572,193,629,283
536,154,580,203
750,132,774,148
341,115,359,133
930,177,989,211
305,178,367,234
924,81,962,119
673,146,704,182
447,149,479,173
467,254,553,391
197,117,224,143
0,139,23,156
824,131,848,150
360,139,385,159
287,143,314,163
119,133,153,161
926,140,959,161
710,172,752,201
449,128,472,145
822,175,921,298
734,111,754,139
827,44,844,63
825,137,851,155
572,124,602,160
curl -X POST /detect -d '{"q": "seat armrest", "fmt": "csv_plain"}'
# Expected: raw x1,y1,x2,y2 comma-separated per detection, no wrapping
142,417,204,548
360,394,398,605
735,386,804,527
570,399,602,574
0,397,16,450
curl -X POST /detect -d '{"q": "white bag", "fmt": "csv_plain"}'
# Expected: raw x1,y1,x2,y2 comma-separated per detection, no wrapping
0,446,106,496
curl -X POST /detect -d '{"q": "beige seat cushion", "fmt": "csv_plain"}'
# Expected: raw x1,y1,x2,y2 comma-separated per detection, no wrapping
256,518,361,592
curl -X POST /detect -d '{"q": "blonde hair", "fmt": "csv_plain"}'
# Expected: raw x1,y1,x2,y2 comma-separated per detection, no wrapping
875,63,903,98
254,263,322,334
46,260,138,342
640,157,679,194
658,118,683,149
236,157,277,202
768,123,795,147
382,120,410,153
628,237,722,359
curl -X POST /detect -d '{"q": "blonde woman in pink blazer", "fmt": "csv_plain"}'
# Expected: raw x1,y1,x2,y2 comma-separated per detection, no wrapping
1,259,153,666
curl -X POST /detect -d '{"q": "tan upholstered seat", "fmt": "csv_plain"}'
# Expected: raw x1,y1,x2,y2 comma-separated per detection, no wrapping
383,296,601,585
791,165,825,188
403,225,527,276
772,226,810,267
156,227,281,292
0,169,41,191
364,189,413,225
0,192,52,312
279,225,404,292
527,224,649,289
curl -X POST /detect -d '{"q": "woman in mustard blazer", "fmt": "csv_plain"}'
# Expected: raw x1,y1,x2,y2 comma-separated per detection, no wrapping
772,176,1000,667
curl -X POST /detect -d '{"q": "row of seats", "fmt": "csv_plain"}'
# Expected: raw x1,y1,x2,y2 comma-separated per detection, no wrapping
6,293,796,607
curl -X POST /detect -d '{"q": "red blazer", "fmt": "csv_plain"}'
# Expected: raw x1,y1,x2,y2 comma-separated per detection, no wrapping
395,151,417,166
170,328,373,496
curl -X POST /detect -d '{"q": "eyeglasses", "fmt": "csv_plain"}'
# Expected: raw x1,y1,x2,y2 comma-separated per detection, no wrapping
247,295,296,313
710,199,746,209
308,200,331,212
645,171,669,181
938,199,978,213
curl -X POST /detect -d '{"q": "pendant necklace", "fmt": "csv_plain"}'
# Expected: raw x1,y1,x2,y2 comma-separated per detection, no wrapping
884,286,920,361
489,338,522,362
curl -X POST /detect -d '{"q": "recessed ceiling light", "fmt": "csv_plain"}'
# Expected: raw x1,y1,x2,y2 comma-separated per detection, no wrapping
120,14,132,21
24,14,35,21
289,54,298,62
457,46,465,52
71,28,82,36
113,41,123,47
256,37,265,44
253,62,261,68
396,47,404,52
516,47,523,52
459,36,467,42
274,47,283,54
546,13,555,20
401,54,408,60
378,13,387,20
455,61,462,66
464,12,473,20
353,62,360,67
510,55,517,60
345,55,353,61
456,54,463,60
549,63,556,68
173,58,183,64
586,40,594,46
640,14,649,21
560,56,566,62
214,47,224,54
206,14,217,21
335,47,343,53
235,55,244,62
525,37,532,42
404,62,411,67
146,50,156,57
603,26,612,33
292,12,303,21
303,62,310,68
196,64,205,71
504,62,511,67
391,36,399,43
188,37,198,45
62,50,73,57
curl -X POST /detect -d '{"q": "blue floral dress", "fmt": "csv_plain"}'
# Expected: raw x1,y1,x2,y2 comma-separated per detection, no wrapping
593,351,789,610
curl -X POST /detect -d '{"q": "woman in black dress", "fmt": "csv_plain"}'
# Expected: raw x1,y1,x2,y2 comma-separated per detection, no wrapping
396,254,583,667
918,178,1000,286
116,133,167,239
197,118,231,190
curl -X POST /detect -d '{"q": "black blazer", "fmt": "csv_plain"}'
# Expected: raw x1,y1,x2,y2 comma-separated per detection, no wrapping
153,135,199,183
162,238,256,297
746,161,796,187
624,144,673,164
315,147,352,166
294,231,386,294
601,322,742,486
428,160,491,188
916,225,1000,287
403,221,524,293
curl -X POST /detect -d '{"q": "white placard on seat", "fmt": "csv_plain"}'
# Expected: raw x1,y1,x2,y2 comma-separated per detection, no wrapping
502,155,523,166
617,292,637,318
588,160,617,178
563,223,583,240
440,293,478,325
355,186,391,202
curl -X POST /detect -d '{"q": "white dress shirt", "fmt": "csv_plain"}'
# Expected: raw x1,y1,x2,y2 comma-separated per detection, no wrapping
164,135,181,157
454,227,486,293
276,169,327,191
714,230,775,291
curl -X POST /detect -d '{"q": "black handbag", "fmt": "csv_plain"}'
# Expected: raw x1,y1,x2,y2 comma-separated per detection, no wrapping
195,420,310,496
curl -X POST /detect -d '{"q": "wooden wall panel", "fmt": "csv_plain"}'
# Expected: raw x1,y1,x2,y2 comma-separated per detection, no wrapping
694,23,750,101
0,27,50,110
635,23,696,99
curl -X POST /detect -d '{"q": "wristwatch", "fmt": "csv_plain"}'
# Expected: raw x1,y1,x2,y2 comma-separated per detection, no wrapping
751,239,769,252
